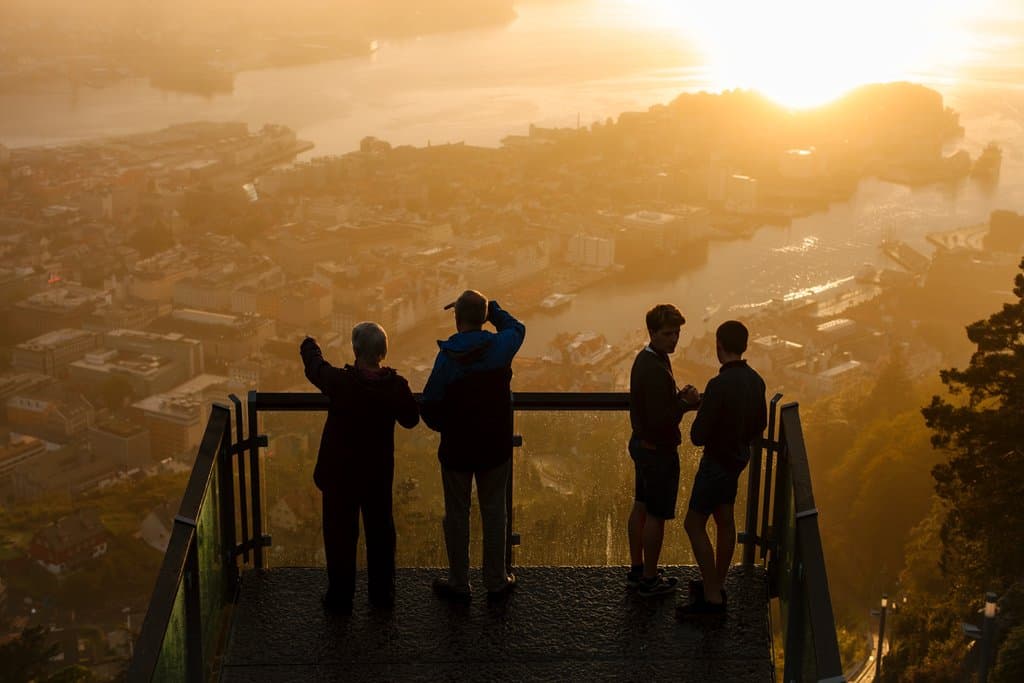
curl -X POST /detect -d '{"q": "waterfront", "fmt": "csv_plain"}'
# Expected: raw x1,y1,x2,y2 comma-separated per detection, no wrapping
2,0,1022,358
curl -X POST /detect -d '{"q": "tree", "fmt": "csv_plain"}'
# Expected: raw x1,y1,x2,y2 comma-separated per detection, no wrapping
0,626,58,683
993,624,1024,683
922,256,1024,594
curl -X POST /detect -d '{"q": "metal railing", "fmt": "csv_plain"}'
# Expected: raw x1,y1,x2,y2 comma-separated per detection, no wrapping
129,390,843,682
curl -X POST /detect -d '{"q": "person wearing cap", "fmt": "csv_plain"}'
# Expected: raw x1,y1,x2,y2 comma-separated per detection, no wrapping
626,303,700,598
300,323,419,614
421,290,525,604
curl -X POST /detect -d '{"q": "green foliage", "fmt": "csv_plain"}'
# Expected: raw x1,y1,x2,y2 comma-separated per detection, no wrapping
44,666,95,683
0,627,58,683
922,256,1024,595
886,258,1024,681
801,354,941,620
992,624,1024,683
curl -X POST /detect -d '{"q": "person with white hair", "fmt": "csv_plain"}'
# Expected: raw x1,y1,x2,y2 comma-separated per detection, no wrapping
300,322,419,615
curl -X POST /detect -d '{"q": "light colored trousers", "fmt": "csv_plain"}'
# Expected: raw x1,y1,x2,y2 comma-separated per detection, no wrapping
441,459,511,593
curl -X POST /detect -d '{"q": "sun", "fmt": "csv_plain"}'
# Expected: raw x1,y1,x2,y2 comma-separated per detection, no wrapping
629,0,984,109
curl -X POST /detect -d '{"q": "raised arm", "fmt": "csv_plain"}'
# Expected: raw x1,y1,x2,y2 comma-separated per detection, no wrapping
299,337,344,394
484,300,525,367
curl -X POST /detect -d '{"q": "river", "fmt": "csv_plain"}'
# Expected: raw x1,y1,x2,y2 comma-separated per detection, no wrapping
1,0,1022,355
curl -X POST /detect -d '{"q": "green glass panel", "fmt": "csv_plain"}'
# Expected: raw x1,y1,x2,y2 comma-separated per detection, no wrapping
152,578,187,683
197,463,225,675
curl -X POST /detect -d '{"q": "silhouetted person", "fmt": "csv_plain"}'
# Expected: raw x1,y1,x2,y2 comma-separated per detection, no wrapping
678,320,766,619
421,290,524,604
300,324,419,614
627,304,700,597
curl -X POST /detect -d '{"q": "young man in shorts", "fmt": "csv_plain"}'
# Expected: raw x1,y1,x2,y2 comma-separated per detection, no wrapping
626,303,700,597
678,320,766,618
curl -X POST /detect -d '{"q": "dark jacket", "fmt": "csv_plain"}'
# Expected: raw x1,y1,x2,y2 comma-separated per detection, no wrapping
420,301,525,472
629,346,693,448
690,359,767,475
300,339,419,491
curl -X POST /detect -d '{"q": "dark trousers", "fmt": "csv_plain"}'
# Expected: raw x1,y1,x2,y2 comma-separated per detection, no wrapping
321,469,396,605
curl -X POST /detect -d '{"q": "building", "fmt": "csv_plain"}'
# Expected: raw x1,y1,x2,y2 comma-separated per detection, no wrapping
5,389,96,444
89,417,151,471
567,233,615,268
69,349,179,399
127,246,199,303
173,257,284,312
12,443,124,502
104,329,204,377
30,509,109,575
0,433,46,501
11,329,99,377
277,280,333,328
8,284,108,341
148,309,275,367
0,372,54,411
131,374,231,461
139,501,176,553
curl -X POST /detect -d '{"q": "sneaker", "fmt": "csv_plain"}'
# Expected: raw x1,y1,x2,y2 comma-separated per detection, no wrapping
675,598,726,620
687,579,728,606
321,594,353,615
487,574,517,603
432,578,471,605
637,574,678,597
627,567,667,589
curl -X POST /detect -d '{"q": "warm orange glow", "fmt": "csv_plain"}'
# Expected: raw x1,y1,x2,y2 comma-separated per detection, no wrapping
630,0,989,108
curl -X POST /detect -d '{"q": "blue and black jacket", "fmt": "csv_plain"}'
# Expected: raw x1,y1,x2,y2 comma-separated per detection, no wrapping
421,301,525,472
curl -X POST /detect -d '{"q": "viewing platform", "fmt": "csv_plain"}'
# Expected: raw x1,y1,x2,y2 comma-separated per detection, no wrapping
221,566,771,681
129,392,844,682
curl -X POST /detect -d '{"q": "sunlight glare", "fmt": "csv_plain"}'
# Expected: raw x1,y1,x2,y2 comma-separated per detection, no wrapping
629,0,988,108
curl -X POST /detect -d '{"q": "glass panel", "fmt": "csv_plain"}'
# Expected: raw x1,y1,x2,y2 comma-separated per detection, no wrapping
152,576,187,683
260,411,448,568
259,408,752,570
512,410,750,566
196,462,225,676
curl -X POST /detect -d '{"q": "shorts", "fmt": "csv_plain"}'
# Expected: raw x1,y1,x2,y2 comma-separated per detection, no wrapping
687,456,740,516
629,437,680,520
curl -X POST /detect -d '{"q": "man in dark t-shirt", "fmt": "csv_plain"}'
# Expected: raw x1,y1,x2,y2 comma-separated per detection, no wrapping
627,303,700,597
677,320,767,619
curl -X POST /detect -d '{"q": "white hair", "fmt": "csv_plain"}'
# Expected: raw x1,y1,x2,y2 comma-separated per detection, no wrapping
351,321,388,361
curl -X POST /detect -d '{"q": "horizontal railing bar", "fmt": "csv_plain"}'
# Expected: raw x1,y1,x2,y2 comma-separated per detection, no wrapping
177,408,232,521
249,391,631,412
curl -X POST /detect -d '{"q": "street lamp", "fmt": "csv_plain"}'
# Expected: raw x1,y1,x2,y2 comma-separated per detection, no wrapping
962,591,999,683
875,593,888,680
980,592,997,683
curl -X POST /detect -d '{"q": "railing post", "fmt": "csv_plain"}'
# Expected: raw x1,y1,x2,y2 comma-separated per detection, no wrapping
760,393,783,562
217,413,238,598
247,390,265,568
741,437,763,566
229,394,250,563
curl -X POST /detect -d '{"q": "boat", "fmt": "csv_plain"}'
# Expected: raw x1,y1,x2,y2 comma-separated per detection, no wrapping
540,293,575,310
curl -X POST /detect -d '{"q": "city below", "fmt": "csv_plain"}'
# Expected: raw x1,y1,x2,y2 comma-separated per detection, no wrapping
0,77,1019,679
